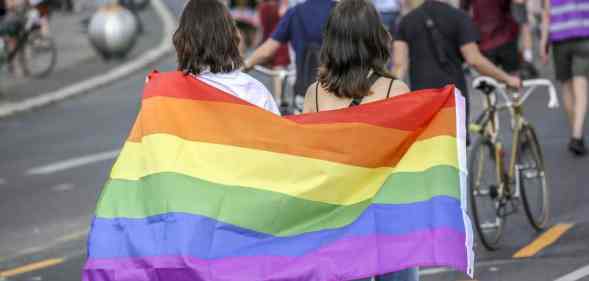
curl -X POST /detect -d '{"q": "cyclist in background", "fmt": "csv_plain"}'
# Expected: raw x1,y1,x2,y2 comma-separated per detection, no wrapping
0,0,26,75
540,0,588,156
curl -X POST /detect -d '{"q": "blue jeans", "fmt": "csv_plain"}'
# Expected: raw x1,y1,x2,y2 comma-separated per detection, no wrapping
353,267,419,281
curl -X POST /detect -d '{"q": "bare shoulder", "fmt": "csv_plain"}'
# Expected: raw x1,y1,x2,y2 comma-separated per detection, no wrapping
389,79,411,97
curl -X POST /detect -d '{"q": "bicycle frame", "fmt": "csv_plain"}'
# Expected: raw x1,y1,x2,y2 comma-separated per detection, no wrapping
471,77,559,201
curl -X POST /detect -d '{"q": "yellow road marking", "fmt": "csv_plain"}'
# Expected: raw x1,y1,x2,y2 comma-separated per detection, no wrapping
0,258,64,278
513,223,574,258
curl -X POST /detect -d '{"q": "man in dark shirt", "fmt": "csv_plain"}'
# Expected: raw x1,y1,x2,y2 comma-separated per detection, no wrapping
393,0,520,144
393,0,520,95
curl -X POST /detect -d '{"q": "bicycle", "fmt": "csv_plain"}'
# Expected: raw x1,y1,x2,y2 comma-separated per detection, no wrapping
252,65,298,115
468,76,559,250
0,7,57,78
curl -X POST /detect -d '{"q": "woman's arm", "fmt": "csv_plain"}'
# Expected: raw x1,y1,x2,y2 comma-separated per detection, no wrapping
244,39,282,71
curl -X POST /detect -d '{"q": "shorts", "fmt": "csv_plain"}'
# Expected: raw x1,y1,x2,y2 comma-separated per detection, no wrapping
0,14,24,36
552,38,589,82
483,40,521,73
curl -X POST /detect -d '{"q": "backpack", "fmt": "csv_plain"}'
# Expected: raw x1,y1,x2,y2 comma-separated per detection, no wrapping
292,6,321,99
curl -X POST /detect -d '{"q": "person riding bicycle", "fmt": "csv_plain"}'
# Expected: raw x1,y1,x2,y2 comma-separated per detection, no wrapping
244,0,336,112
0,0,25,37
540,0,588,156
392,0,521,143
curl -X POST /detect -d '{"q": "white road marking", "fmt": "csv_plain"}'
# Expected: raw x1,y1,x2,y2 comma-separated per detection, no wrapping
555,264,589,281
51,183,75,192
26,150,119,175
420,259,517,276
0,178,5,185
0,0,175,118
420,268,452,275
0,229,88,264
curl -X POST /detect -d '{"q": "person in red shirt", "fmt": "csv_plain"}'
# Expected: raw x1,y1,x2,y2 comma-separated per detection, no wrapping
463,0,521,74
257,0,290,101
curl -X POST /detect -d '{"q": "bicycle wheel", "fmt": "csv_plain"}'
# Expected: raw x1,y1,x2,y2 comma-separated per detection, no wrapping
20,30,57,78
518,125,550,230
469,136,504,250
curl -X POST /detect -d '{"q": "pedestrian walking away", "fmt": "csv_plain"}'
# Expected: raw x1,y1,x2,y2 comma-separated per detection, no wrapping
244,0,335,113
392,0,521,143
540,0,588,156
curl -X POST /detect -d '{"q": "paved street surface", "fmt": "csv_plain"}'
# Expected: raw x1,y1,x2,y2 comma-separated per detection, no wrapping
0,1,588,279
0,4,163,103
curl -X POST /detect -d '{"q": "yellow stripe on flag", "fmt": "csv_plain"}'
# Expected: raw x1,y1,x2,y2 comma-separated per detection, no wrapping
111,134,458,205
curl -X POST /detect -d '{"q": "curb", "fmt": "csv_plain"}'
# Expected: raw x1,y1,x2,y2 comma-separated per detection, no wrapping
0,0,176,118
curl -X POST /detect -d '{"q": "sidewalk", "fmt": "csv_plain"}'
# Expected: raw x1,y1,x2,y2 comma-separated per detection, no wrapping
0,3,165,105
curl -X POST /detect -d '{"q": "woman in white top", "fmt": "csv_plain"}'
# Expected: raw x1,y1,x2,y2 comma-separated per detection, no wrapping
172,0,279,114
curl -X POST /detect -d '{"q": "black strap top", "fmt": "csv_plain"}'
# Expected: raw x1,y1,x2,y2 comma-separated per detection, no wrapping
315,74,395,112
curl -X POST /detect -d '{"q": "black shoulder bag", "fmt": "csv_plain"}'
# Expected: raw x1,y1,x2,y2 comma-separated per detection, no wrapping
421,6,461,76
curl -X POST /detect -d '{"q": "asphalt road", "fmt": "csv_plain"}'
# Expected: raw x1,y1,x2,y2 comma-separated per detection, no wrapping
0,4,588,281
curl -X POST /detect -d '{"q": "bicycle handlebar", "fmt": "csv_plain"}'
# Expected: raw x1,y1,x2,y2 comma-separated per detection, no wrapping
472,76,559,109
521,79,560,109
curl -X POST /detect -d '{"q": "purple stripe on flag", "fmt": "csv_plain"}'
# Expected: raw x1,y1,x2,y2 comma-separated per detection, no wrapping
87,197,464,259
83,228,466,281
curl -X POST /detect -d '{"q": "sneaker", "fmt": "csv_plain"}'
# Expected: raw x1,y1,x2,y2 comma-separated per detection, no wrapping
568,138,587,156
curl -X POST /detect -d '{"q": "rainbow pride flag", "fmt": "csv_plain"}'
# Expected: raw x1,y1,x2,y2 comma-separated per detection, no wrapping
83,71,473,281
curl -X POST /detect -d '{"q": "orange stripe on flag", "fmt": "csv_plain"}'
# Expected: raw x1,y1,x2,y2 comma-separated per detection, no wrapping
127,97,456,168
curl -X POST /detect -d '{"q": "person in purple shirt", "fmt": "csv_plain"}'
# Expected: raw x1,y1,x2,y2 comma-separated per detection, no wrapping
540,0,588,156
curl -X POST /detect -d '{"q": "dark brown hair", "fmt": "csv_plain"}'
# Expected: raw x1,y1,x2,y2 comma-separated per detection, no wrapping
173,0,243,74
318,0,394,98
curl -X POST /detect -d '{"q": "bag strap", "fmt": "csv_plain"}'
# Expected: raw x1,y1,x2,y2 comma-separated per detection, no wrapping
420,4,460,74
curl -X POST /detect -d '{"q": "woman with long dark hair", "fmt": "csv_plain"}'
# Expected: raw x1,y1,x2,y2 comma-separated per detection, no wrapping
303,0,419,280
303,0,410,113
173,0,279,114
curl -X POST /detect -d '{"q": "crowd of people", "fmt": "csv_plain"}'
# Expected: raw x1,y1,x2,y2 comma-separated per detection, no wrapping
242,0,587,156
144,0,588,280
